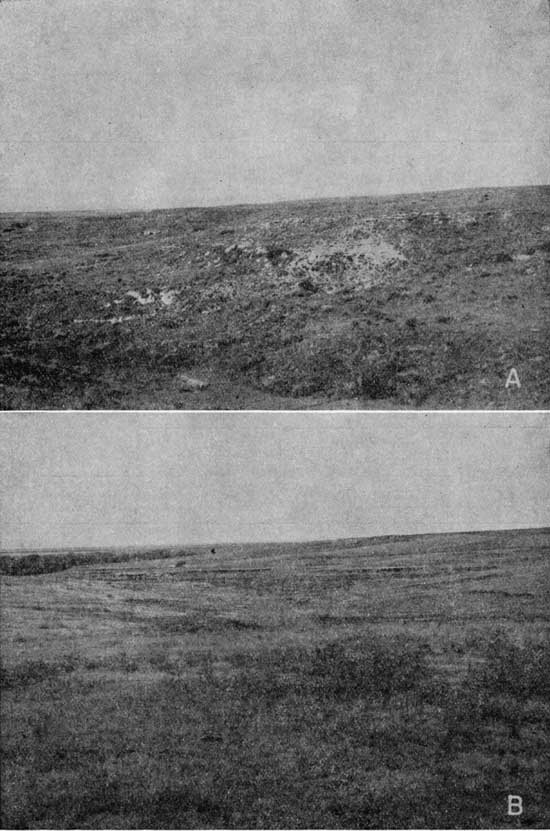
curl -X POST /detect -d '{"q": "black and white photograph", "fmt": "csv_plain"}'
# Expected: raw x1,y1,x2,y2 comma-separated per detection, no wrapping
1,411,549,828
1,0,549,829
1,0,549,409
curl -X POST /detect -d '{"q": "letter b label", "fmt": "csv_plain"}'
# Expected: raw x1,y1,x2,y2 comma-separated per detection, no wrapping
508,795,523,816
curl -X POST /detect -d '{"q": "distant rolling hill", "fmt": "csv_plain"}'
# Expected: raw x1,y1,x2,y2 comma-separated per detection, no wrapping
1,185,549,408
2,526,549,584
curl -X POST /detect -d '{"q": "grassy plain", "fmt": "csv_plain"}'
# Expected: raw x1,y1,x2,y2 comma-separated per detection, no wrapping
1,186,549,409
1,527,549,828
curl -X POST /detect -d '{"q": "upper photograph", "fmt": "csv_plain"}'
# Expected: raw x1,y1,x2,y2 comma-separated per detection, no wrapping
1,0,549,410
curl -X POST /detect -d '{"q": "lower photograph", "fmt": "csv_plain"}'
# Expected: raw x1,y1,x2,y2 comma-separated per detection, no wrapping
1,411,549,830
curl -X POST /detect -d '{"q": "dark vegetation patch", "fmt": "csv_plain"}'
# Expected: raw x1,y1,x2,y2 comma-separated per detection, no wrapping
0,655,79,690
0,546,202,575
265,244,294,263
317,613,366,624
150,615,262,634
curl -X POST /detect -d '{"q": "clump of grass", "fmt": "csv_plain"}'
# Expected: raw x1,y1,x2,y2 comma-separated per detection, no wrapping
202,634,438,713
267,336,358,398
306,635,435,702
475,630,550,700
0,655,79,689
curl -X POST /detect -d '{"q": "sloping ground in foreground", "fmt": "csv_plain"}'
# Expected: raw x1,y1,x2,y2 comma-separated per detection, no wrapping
1,185,549,408
1,527,550,828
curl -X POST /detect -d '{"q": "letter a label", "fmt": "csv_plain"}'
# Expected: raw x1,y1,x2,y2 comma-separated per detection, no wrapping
508,795,523,816
505,368,521,389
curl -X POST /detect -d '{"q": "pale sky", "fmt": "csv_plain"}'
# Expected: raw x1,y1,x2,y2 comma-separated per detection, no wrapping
1,0,549,211
1,413,549,550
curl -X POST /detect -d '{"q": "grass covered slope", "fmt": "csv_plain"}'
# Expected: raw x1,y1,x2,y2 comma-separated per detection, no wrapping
1,528,549,828
1,186,549,409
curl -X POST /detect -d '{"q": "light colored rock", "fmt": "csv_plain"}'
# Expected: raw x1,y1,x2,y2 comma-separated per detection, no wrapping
73,316,136,324
160,289,177,306
126,289,155,305
178,374,209,392
260,374,277,389
454,213,478,230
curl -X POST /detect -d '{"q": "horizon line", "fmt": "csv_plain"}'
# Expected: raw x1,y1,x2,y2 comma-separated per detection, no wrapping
2,525,549,556
2,182,549,218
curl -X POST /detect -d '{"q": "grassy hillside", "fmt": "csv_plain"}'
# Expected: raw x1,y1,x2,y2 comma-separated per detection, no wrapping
1,527,549,828
1,186,548,409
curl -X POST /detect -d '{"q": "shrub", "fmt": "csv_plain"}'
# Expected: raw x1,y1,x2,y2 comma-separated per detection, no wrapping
473,631,550,700
305,635,434,703
0,655,78,689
